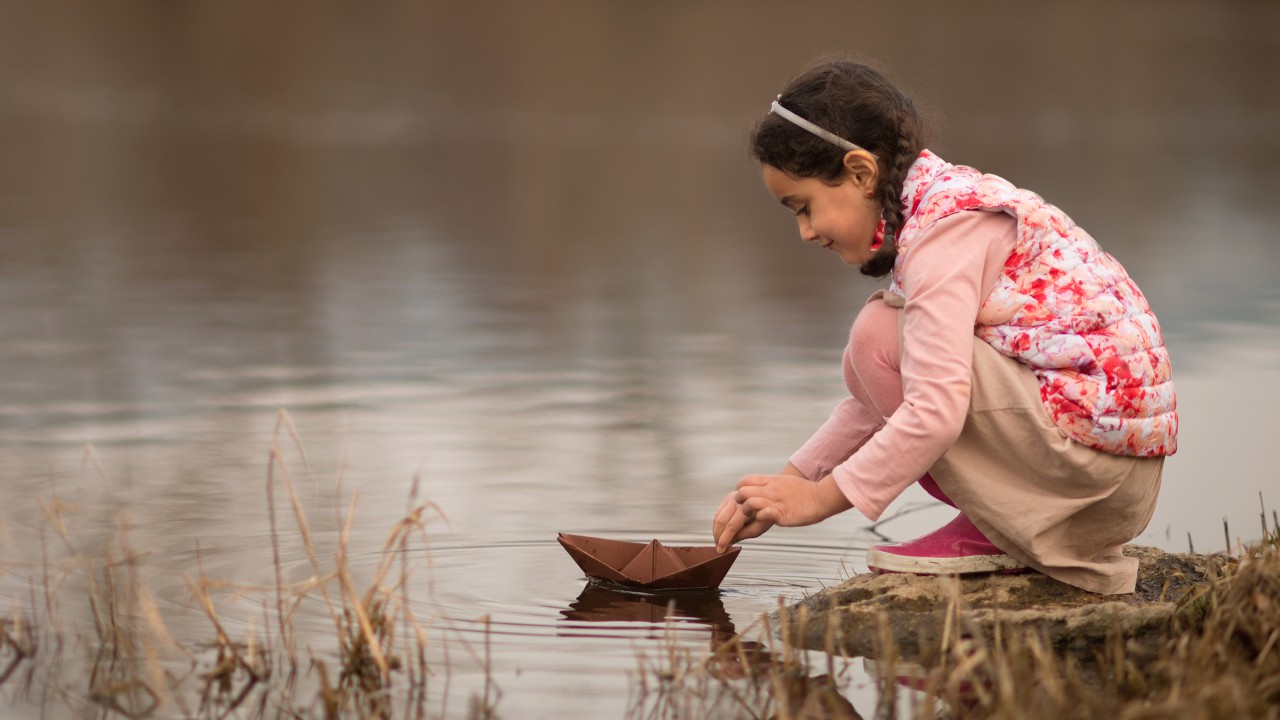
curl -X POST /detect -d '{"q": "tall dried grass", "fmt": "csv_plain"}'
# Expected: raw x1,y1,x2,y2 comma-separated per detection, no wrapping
0,411,499,720
626,599,861,720
626,521,1280,720
4,417,1277,719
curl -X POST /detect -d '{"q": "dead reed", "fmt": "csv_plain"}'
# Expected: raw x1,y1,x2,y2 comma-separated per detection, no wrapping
5,421,1277,719
0,411,500,720
626,520,1280,720
626,599,862,720
891,519,1280,720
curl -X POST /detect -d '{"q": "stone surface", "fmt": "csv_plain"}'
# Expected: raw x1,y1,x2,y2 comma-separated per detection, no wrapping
778,545,1210,665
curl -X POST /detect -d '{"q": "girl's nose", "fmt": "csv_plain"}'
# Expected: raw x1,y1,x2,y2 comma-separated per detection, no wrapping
798,220,819,244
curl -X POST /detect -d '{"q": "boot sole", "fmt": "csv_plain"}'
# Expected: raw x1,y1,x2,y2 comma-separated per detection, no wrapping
866,547,1027,575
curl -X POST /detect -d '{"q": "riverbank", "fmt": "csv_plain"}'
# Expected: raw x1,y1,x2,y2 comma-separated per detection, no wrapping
772,531,1280,718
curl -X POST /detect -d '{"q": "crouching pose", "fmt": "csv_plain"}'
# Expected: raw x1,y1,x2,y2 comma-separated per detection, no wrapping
712,57,1176,595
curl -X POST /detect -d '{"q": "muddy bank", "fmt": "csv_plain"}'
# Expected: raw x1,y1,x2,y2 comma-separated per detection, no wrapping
779,545,1211,665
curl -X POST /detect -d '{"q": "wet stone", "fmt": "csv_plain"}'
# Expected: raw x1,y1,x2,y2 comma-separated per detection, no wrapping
778,545,1211,666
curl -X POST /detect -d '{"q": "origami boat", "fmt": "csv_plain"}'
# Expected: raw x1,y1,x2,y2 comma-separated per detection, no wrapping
557,533,740,590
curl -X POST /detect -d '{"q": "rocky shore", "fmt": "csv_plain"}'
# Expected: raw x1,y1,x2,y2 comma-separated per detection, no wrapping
778,545,1212,666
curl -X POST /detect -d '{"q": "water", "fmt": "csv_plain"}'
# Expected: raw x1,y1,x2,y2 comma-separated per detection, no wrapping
1,1,1278,717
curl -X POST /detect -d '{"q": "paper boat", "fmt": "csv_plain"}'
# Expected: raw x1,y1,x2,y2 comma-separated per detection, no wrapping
557,533,740,590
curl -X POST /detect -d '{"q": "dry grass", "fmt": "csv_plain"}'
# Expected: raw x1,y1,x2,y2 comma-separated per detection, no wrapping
5,420,1277,719
626,600,862,720
626,522,1280,720
0,411,499,720
899,523,1280,720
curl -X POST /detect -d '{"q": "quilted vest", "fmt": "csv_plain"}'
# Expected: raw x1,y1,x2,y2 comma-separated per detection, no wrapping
887,151,1178,457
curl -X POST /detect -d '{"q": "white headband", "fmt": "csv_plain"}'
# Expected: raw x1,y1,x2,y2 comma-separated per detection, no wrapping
770,97,875,157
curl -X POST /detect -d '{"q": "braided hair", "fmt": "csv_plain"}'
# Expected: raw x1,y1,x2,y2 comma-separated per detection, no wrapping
749,58,926,278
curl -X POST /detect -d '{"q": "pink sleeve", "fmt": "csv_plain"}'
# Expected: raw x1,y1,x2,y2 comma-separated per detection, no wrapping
788,396,881,481
832,210,1018,520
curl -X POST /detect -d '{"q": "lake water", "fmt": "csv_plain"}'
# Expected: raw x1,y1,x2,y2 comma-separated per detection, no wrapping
1,1,1278,717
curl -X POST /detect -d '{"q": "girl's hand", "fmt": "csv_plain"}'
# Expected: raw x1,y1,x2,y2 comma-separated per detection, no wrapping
713,491,776,553
732,474,852,532
712,463,809,552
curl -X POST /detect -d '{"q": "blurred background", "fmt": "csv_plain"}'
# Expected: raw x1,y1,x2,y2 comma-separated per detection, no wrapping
1,1,1277,717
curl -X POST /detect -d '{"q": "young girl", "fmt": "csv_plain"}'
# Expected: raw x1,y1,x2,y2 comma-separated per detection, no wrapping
711,58,1176,595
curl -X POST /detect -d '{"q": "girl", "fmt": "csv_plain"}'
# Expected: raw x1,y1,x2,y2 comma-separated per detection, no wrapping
711,58,1176,595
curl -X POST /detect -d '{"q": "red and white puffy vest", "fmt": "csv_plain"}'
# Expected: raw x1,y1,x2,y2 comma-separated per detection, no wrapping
888,151,1178,457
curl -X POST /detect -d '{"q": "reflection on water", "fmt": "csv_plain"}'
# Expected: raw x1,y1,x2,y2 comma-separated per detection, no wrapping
1,1,1278,717
560,583,735,636
561,582,864,720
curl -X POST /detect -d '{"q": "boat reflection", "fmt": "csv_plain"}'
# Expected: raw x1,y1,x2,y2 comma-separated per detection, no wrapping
558,581,735,638
560,581,862,718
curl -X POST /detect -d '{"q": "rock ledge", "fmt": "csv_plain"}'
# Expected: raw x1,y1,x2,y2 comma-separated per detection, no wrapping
779,545,1209,664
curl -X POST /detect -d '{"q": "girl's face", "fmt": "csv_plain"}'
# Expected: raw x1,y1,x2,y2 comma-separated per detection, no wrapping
761,159,882,267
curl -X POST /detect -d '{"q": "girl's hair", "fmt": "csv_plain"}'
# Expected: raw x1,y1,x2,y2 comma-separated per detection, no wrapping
750,58,926,278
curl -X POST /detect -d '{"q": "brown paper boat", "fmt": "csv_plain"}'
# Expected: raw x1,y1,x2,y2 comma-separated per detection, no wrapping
557,533,740,590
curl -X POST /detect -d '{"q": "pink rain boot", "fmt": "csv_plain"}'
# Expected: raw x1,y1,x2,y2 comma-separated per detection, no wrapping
866,512,1028,575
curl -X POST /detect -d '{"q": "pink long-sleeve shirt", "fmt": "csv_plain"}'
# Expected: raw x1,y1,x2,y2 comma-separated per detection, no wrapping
789,209,1019,521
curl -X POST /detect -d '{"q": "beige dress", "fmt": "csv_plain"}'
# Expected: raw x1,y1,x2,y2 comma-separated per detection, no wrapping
888,288,1163,595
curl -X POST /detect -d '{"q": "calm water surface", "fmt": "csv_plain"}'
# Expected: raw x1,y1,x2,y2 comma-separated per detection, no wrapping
1,2,1278,717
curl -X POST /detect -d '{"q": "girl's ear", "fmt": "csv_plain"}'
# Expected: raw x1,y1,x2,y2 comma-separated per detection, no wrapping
841,150,880,194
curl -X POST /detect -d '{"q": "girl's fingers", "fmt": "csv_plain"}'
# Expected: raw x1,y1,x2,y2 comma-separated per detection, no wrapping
714,474,791,551
728,516,775,547
711,492,737,535
714,493,750,550
719,517,748,550
739,491,788,526
734,483,777,505
742,496,774,515
717,506,775,551
716,525,734,552
716,512,746,552
736,475,772,489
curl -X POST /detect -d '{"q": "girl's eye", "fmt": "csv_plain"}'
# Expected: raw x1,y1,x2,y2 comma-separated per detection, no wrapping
795,206,809,217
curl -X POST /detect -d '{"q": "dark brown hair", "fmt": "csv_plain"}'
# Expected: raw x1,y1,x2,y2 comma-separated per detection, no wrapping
750,58,926,278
